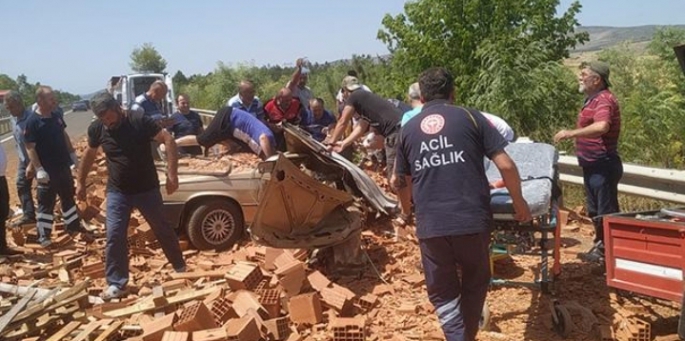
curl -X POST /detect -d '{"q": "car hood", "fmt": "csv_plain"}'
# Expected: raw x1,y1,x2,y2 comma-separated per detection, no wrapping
279,123,397,214
249,123,397,248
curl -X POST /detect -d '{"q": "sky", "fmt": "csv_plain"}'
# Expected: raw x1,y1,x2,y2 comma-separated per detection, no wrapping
1,0,684,95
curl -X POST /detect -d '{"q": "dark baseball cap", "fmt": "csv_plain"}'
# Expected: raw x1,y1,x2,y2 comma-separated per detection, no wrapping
583,61,612,88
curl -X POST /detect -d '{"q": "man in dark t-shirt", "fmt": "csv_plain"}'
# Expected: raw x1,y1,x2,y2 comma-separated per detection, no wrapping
167,94,204,155
395,68,531,341
24,86,92,248
78,92,186,301
325,76,402,182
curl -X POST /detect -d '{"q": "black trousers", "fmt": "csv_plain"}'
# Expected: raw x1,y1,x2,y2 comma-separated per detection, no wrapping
0,176,9,249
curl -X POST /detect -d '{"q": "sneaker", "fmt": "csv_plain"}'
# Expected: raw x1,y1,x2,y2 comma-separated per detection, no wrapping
579,241,605,263
101,285,128,301
40,239,53,248
11,216,36,228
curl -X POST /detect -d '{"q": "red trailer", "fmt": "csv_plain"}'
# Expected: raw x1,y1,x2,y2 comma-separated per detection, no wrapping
603,208,685,339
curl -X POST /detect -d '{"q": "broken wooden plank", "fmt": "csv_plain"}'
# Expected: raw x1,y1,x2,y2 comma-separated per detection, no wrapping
169,270,226,280
94,320,124,341
45,321,82,341
0,289,36,334
103,286,219,318
71,320,108,341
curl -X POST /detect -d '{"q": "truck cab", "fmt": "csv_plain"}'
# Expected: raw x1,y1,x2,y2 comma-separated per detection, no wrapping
107,73,176,115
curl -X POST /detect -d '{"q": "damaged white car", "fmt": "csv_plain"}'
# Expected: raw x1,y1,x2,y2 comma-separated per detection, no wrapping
160,123,397,251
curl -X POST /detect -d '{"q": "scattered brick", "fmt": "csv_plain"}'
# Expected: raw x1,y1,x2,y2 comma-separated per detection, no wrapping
174,301,218,332
330,317,366,341
192,327,229,341
288,293,323,325
264,317,291,340
225,262,263,291
161,331,190,341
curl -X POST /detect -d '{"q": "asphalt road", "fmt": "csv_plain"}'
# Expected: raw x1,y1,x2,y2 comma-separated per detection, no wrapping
1,110,93,207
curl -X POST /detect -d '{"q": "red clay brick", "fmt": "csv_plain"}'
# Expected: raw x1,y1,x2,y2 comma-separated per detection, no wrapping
192,327,228,341
320,287,353,315
307,271,332,292
264,317,291,340
210,297,237,325
141,313,178,341
174,301,217,332
330,317,366,341
231,290,269,320
258,288,282,318
225,316,261,341
275,260,306,297
225,263,263,291
161,331,189,341
355,293,378,311
288,293,323,325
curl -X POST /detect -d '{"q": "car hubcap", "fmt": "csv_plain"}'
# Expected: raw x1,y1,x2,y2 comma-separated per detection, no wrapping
201,209,234,246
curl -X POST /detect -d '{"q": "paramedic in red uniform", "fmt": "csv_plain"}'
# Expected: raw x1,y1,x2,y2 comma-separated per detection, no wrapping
395,67,531,341
554,61,622,263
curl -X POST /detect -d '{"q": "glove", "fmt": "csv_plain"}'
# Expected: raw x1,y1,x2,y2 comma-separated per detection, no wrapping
70,152,79,169
36,167,50,184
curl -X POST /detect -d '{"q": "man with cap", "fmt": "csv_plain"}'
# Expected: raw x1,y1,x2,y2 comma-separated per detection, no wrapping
78,92,186,300
325,75,402,182
554,60,622,263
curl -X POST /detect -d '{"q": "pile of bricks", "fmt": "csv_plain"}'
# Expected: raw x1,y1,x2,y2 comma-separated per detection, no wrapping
0,137,445,341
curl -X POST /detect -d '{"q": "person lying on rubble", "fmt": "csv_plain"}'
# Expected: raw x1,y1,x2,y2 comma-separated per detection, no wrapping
300,97,336,142
395,67,531,341
324,75,403,183
173,106,276,160
79,92,187,301
166,93,204,156
261,87,307,151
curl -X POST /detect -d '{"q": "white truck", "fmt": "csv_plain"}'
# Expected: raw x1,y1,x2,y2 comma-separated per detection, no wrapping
106,73,176,115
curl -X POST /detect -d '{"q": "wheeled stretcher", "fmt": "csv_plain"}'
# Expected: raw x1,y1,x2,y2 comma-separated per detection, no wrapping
485,142,563,294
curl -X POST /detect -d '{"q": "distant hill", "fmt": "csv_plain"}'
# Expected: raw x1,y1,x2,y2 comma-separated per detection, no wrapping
573,25,685,53
79,89,106,101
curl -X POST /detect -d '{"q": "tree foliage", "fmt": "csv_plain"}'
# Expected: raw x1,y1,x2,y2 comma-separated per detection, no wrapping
130,43,167,74
377,0,589,102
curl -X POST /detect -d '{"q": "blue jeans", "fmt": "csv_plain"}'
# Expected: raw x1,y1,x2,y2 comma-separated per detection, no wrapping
105,188,186,289
419,232,491,341
582,155,623,244
16,161,35,220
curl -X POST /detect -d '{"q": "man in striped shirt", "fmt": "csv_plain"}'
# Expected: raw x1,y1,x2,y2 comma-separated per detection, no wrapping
554,61,622,263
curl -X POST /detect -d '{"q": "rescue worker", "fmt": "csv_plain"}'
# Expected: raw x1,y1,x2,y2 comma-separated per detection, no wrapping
24,86,92,247
79,92,186,300
395,67,531,341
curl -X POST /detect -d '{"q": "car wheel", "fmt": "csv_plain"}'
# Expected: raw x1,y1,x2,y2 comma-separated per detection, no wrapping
186,198,243,251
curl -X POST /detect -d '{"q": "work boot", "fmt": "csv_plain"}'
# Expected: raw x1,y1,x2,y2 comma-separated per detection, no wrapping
10,216,36,228
579,241,605,263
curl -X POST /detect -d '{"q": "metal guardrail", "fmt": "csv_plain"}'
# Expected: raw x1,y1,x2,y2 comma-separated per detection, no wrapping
191,107,685,204
0,117,11,136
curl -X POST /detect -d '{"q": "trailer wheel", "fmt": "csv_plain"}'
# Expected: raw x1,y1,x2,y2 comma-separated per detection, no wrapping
552,304,573,338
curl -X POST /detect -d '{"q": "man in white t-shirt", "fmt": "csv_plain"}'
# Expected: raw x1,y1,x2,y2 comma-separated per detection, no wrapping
481,112,516,142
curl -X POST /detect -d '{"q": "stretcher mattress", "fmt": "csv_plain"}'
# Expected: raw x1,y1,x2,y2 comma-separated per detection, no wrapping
485,142,559,219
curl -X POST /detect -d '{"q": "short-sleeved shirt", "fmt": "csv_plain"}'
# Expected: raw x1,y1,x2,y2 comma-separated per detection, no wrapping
88,112,161,194
11,109,34,165
301,109,337,141
395,100,509,239
345,90,402,137
286,81,313,105
575,89,621,166
167,111,203,138
227,94,262,116
401,106,423,126
130,94,164,121
23,110,71,174
197,107,276,157
481,112,515,142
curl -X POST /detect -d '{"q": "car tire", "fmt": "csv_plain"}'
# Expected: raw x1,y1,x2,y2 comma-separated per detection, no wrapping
186,198,243,251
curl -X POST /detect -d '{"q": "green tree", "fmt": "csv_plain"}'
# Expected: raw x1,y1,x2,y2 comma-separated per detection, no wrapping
0,74,16,90
377,0,589,104
130,43,167,73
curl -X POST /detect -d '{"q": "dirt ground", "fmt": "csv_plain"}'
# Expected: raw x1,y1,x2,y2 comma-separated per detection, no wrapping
0,142,682,341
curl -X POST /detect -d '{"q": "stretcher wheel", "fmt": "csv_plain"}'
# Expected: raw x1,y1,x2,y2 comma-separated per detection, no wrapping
552,304,573,338
479,303,491,331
